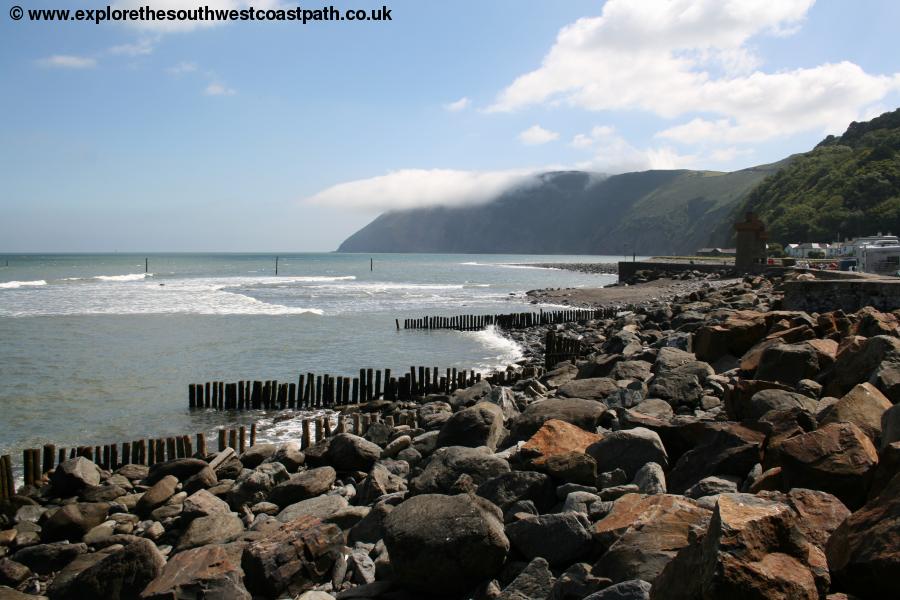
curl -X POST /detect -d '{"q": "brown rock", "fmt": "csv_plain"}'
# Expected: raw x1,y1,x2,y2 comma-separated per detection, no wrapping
826,472,900,598
827,335,900,398
592,494,711,583
54,539,164,600
41,503,109,543
141,544,250,599
819,382,891,443
136,475,178,516
667,423,764,494
694,313,767,363
519,419,603,469
651,494,823,600
777,422,879,509
241,515,343,598
852,306,899,337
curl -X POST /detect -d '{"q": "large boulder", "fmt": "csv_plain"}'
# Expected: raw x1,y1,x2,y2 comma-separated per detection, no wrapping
276,494,349,523
410,446,510,495
356,463,408,505
50,458,101,497
507,398,607,444
746,389,818,422
592,494,710,584
135,475,178,516
826,335,900,397
587,428,667,480
227,463,287,509
826,472,900,598
585,580,652,600
450,379,492,409
53,539,164,600
271,441,305,472
498,557,554,600
477,471,556,513
755,343,820,386
647,373,702,407
777,422,879,509
146,458,209,485
182,489,232,521
506,512,593,567
324,434,381,472
818,382,891,442
176,513,244,552
667,424,764,494
437,402,507,451
11,543,87,575
242,515,343,598
240,443,278,469
268,467,336,508
693,314,767,363
518,419,603,470
41,502,109,543
558,378,619,402
651,494,824,600
384,494,509,595
141,544,250,600
883,403,900,450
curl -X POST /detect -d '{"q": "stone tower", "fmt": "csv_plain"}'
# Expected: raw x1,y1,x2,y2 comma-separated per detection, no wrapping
734,212,768,272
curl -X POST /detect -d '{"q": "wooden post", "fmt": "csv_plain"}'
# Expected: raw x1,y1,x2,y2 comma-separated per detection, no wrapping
301,419,311,449
121,442,130,466
229,429,238,451
183,435,193,457
0,455,8,501
352,378,359,404
239,426,247,454
315,418,324,444
42,444,55,475
250,423,257,446
196,433,207,457
165,438,176,461
155,440,165,464
137,440,146,465
218,429,226,452
324,416,333,437
189,384,196,409
23,449,34,486
176,436,185,459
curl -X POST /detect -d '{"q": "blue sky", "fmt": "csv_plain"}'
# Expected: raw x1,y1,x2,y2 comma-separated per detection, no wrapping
1,0,899,252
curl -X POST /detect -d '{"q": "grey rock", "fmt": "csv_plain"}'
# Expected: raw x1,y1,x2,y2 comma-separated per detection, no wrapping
587,428,668,480
240,443,277,469
325,434,382,472
276,494,349,523
50,458,101,496
506,512,593,566
584,579,651,600
384,493,509,595
632,463,667,495
175,513,244,551
437,402,507,451
477,471,556,513
411,446,510,495
268,466,336,508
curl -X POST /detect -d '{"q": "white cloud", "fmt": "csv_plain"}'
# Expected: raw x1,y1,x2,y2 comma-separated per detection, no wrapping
444,97,471,112
571,126,616,148
167,61,198,75
37,55,97,69
205,82,236,96
489,0,900,144
109,38,157,56
306,168,542,211
518,125,559,146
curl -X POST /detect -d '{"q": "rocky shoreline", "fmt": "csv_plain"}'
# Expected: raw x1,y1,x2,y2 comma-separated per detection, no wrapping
2,272,899,600
514,263,620,276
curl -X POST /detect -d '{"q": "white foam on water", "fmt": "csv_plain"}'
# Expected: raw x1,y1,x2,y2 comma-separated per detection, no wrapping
0,275,329,317
461,261,557,270
0,280,47,289
467,325,525,371
94,273,150,282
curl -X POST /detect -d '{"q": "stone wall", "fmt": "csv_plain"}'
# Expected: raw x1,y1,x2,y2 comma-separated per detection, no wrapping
781,278,900,313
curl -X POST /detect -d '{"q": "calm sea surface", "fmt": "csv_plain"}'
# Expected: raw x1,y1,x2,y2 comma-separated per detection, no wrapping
0,253,619,474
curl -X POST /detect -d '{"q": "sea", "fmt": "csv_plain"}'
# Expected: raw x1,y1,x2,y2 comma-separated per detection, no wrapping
0,253,619,479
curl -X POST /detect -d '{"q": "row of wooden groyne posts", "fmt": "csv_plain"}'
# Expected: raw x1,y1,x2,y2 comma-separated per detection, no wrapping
1,305,631,501
399,306,626,331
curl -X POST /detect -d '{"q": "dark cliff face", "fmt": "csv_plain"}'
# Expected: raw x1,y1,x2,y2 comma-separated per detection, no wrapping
337,166,781,255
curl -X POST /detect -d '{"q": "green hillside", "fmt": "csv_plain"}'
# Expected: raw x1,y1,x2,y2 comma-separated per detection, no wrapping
719,108,900,244
337,165,782,255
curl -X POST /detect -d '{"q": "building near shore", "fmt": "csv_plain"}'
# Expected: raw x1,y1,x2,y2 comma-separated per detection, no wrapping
696,247,736,257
